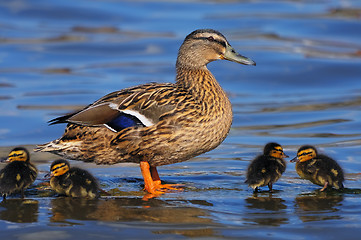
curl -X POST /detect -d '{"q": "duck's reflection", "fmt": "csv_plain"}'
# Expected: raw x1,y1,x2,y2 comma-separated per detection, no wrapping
50,197,217,237
0,199,38,223
243,193,288,226
295,192,343,222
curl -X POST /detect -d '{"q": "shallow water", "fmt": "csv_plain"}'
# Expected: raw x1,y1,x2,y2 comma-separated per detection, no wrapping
1,0,361,239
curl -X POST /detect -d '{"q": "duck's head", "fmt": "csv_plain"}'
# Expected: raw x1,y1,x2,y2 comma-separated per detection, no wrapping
176,29,256,69
264,142,288,159
48,159,70,177
4,147,30,163
291,145,317,163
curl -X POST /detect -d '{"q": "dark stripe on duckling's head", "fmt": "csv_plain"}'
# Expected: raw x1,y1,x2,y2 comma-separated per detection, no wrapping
50,159,70,177
296,145,317,163
7,147,30,162
263,142,287,159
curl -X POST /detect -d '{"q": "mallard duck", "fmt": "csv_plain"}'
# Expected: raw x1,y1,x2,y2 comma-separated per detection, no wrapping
48,159,99,199
0,147,38,199
245,142,288,192
35,29,256,195
291,145,344,191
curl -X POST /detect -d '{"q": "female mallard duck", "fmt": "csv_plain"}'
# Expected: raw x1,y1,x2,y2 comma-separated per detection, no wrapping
245,142,288,192
48,159,99,199
35,29,255,195
0,147,37,199
291,145,344,191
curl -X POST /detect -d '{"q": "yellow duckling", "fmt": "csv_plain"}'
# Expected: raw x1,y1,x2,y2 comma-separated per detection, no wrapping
35,29,255,195
48,159,99,199
245,142,288,192
291,145,344,191
0,147,38,199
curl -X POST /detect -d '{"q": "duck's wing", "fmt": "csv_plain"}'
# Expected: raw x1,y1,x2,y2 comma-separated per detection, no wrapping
48,83,179,132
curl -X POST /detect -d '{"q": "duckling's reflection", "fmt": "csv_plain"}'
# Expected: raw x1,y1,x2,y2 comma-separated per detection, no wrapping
0,199,38,223
85,198,212,223
50,197,99,224
89,198,216,237
50,197,217,237
243,193,288,226
295,192,343,222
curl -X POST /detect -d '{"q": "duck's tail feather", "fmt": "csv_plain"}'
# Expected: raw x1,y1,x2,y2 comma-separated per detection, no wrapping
34,140,79,153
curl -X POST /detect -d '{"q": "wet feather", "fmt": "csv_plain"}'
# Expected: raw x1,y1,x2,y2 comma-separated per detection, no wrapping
292,145,344,191
245,143,287,192
49,159,99,199
0,147,37,199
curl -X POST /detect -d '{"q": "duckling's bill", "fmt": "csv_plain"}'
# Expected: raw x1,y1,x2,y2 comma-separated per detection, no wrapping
290,156,299,163
44,172,53,178
221,45,256,66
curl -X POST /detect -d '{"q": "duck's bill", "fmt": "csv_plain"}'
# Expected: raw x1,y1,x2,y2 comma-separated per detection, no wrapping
221,45,256,66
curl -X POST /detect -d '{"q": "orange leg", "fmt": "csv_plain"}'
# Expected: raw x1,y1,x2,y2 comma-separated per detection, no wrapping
140,161,164,195
150,166,162,186
140,161,183,194
320,181,328,192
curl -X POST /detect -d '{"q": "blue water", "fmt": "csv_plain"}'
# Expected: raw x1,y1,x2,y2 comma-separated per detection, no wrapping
1,0,361,239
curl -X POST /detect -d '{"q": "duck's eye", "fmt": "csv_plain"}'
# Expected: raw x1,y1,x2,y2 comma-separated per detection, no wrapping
207,36,215,41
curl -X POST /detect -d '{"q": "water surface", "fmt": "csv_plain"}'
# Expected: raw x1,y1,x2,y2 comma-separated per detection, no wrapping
1,0,361,239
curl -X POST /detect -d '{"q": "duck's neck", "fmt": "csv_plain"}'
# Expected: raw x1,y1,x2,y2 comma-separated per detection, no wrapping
175,65,233,149
175,66,227,102
175,65,233,133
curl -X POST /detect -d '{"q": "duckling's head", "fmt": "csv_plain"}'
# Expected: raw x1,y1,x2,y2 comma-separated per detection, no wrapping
176,29,256,69
264,142,288,159
291,145,317,163
7,147,30,162
49,159,70,177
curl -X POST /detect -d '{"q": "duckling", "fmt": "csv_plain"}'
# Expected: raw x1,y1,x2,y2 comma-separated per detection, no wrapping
0,147,38,199
35,29,255,195
245,142,288,192
48,159,99,199
291,145,344,191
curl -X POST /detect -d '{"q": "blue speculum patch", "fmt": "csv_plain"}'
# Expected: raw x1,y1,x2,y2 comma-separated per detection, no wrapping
106,113,145,132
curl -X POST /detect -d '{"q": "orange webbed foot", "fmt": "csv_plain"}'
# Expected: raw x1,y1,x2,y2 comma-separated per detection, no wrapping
154,181,184,191
140,161,183,199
